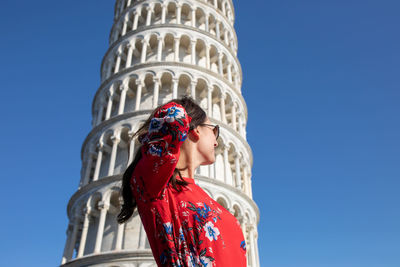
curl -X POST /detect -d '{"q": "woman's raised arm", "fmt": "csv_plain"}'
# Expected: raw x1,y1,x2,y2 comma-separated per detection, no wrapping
132,102,192,199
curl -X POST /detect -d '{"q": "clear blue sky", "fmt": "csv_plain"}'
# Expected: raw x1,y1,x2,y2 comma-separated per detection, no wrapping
0,1,399,266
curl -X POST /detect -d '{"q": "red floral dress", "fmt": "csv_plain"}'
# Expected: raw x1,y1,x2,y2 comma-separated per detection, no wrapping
130,102,247,267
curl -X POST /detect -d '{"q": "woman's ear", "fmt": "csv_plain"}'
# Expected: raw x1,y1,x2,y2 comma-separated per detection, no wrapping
189,127,200,142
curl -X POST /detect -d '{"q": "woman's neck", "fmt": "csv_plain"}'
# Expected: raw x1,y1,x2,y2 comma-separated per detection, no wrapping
176,146,198,178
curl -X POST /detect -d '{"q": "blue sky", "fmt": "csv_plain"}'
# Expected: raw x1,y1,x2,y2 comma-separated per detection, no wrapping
0,0,399,266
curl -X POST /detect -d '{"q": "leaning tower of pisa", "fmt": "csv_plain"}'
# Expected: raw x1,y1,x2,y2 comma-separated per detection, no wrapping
60,0,260,266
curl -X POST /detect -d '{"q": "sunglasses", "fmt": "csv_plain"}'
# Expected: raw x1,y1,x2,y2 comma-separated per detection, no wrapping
198,124,220,139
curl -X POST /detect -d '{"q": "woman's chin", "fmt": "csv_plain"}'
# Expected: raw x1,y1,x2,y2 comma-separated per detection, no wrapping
204,158,216,165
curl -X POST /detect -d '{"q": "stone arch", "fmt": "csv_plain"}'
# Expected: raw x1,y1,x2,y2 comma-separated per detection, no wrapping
141,72,156,109
179,34,192,63
215,194,231,210
209,45,219,73
159,71,174,103
131,38,143,66
146,33,160,62
152,2,163,25
123,74,139,112
165,1,178,24
232,202,243,220
177,72,192,97
193,77,208,111
195,38,207,68
180,2,193,26
208,13,217,37
136,6,147,29
211,84,222,121
195,6,206,31
163,32,175,61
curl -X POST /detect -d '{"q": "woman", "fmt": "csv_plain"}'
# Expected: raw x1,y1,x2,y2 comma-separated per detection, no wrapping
117,96,247,267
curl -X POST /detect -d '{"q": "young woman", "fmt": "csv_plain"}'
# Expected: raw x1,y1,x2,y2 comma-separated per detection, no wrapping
117,96,247,267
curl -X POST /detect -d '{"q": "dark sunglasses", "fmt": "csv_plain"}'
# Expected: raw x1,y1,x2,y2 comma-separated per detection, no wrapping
198,124,220,139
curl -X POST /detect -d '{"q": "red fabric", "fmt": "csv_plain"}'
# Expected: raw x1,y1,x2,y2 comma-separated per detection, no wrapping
130,102,247,267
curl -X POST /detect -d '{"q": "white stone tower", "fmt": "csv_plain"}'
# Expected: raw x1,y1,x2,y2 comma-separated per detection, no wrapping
60,0,260,266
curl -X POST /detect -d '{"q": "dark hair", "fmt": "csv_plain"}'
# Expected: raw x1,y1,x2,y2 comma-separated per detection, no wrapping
117,96,207,224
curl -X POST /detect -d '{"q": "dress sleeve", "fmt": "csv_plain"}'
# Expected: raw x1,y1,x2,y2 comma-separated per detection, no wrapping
132,102,192,199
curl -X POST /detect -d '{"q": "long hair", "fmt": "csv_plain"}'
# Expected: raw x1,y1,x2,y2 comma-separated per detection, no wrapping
117,96,207,224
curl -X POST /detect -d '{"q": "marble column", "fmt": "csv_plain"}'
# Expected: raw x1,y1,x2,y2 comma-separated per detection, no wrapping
114,50,122,74
61,224,72,264
65,215,80,260
172,78,179,99
227,63,232,82
205,13,209,31
157,37,163,61
118,85,129,115
161,5,166,24
94,202,110,253
191,40,196,64
223,145,229,184
220,92,226,123
108,134,121,176
243,167,249,195
145,7,152,26
218,51,223,75
82,151,95,186
125,43,134,68
128,133,135,165
106,59,112,79
231,103,237,130
140,39,148,63
191,8,196,27
216,21,221,39
135,80,143,111
115,222,125,251
234,154,241,189
153,78,160,108
238,115,244,136
77,209,91,257
224,30,229,45
132,10,139,30
190,81,197,100
105,89,114,120
93,142,104,181
174,37,180,62
249,227,257,267
138,223,147,249
207,85,213,117
205,45,210,69
176,5,182,24
96,101,105,125
121,17,128,36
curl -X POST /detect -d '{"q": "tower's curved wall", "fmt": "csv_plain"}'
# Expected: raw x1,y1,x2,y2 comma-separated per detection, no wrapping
61,1,260,266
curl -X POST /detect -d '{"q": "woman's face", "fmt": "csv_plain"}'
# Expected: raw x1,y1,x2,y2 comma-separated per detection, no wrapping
196,117,219,165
